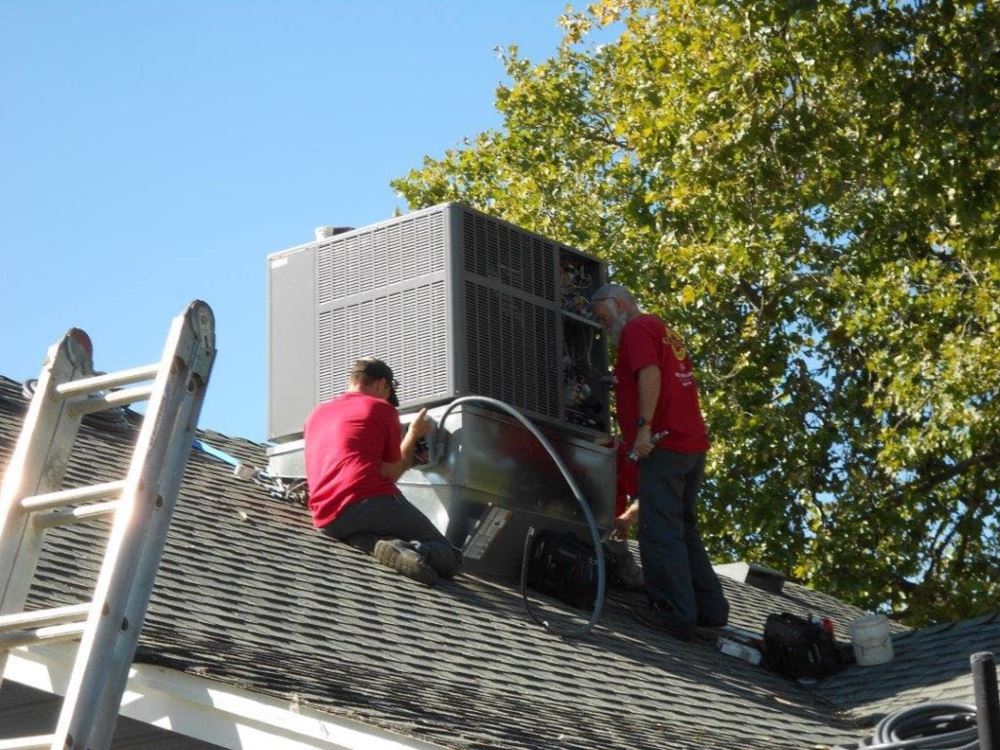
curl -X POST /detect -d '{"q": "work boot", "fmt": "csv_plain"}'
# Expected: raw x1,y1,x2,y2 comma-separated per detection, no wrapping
373,539,439,586
635,599,695,642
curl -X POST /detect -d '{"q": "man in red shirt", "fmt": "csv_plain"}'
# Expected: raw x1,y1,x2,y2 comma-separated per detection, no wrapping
592,284,728,640
304,357,461,585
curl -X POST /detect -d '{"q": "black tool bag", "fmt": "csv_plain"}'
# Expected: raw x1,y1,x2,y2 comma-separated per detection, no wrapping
763,612,843,679
525,530,598,609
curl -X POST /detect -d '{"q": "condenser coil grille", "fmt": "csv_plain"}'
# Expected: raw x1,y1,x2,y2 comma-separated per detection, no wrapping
464,281,559,419
318,280,448,404
268,202,608,442
317,211,445,305
462,209,556,303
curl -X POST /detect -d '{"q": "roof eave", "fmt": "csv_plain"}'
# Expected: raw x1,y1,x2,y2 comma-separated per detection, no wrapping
3,643,447,750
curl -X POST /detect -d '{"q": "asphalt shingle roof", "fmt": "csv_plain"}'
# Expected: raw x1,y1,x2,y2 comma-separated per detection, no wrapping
1,375,996,750
819,613,1000,724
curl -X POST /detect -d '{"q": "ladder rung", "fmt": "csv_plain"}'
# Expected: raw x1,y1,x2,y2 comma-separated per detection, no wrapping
34,500,119,529
20,480,125,513
0,603,91,633
0,735,56,750
55,363,159,398
67,384,154,415
0,621,87,650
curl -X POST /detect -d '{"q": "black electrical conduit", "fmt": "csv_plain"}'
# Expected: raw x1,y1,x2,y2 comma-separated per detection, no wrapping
833,702,979,750
832,652,999,750
972,651,1000,750
431,396,606,639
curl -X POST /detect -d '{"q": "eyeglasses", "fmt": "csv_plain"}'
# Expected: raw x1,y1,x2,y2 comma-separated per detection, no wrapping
390,378,399,390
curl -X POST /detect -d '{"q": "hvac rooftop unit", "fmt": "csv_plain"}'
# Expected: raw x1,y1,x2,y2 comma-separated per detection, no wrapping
267,202,609,443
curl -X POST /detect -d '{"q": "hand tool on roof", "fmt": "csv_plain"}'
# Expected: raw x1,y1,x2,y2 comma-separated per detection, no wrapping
0,301,216,750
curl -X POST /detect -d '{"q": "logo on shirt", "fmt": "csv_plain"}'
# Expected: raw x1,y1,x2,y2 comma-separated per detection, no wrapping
675,370,695,386
663,325,688,361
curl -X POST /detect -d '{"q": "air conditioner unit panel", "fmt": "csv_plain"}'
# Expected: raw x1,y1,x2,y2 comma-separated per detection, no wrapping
267,202,608,443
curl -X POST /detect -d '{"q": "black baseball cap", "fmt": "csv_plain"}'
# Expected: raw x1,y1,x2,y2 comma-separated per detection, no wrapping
350,357,399,407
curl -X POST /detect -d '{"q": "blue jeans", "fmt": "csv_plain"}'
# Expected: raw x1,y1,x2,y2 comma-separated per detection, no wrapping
320,494,462,578
637,449,729,627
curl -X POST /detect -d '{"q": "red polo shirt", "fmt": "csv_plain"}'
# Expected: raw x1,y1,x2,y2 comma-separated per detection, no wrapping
304,391,402,528
614,314,709,454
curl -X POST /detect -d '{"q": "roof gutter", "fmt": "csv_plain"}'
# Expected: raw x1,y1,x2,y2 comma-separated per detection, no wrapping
3,643,447,750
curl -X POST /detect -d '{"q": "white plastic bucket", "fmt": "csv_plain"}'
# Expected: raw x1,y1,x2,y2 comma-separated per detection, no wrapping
849,614,894,666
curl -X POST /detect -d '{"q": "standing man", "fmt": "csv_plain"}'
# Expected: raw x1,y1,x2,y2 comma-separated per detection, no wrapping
592,284,728,640
304,357,461,586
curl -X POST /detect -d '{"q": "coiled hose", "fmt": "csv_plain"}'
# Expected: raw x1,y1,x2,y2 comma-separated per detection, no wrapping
433,396,606,639
834,702,979,750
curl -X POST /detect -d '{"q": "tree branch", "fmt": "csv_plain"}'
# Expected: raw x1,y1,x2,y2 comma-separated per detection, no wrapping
910,448,1000,494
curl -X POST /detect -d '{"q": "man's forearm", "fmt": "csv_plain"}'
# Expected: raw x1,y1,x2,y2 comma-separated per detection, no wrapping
398,418,428,467
399,432,418,466
636,365,661,423
381,427,419,481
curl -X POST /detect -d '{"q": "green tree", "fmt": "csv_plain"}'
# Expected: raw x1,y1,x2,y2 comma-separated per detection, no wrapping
393,0,1000,625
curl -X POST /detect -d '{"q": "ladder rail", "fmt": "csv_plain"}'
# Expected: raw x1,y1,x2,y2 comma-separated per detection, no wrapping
78,380,206,747
0,331,92,620
53,301,216,750
0,302,216,750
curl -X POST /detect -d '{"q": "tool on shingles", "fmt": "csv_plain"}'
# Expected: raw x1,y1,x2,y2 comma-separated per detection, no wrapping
0,301,216,750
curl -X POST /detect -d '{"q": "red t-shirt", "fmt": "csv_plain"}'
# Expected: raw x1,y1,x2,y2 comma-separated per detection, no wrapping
614,314,709,454
304,391,402,528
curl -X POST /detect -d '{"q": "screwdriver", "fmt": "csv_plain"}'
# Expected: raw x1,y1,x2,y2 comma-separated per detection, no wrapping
628,430,669,461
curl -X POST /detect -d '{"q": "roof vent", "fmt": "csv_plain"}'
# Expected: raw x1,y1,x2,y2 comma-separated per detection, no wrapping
314,226,354,241
714,562,786,595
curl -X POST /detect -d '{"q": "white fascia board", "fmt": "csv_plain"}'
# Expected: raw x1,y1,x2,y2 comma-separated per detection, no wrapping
3,643,447,750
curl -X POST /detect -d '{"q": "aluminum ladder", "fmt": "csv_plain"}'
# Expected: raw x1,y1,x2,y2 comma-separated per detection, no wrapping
0,301,216,750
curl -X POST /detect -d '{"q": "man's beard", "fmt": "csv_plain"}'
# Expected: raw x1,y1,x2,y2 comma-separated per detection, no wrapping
606,308,627,345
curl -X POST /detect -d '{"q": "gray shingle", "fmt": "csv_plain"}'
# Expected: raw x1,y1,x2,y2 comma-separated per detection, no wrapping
1,375,994,750
819,613,1000,723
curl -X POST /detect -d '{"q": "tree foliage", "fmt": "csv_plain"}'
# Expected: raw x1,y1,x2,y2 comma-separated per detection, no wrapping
392,0,1000,625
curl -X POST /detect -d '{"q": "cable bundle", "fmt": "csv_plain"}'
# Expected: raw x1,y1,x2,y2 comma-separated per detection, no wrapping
835,702,979,750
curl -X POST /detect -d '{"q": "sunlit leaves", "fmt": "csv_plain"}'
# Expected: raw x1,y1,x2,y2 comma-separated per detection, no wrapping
393,0,1000,625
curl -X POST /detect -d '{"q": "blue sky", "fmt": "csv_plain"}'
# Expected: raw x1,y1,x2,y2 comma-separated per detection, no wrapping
1,1,571,442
